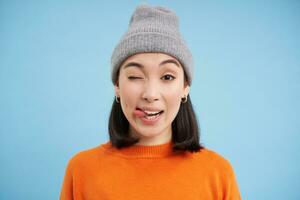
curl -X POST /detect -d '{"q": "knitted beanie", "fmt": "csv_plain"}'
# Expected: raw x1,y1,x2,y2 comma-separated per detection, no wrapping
111,3,193,85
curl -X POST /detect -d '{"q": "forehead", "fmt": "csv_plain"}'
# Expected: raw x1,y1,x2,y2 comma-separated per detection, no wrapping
121,53,182,70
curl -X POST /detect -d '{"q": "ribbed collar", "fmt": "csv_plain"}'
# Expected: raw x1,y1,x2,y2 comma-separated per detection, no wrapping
102,140,174,159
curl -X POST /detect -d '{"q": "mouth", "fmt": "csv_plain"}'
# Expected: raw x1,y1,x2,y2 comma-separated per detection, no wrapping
134,108,164,120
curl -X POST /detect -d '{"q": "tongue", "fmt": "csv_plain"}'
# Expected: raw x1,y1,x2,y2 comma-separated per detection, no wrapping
133,109,146,117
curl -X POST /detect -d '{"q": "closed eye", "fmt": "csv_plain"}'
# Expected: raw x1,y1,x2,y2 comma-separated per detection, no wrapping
128,76,143,80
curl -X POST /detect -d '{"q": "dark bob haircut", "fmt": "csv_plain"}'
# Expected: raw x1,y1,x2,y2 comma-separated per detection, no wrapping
108,93,204,153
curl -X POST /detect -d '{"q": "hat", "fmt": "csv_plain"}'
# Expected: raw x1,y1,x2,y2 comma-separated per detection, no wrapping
111,3,194,85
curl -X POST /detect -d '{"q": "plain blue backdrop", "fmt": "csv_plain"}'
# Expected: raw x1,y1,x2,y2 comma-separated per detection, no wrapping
1,0,299,199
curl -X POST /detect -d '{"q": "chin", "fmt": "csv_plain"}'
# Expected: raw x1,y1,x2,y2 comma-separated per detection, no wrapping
140,132,161,138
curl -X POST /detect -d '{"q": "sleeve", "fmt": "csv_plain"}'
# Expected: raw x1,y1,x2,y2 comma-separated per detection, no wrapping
224,163,242,200
59,160,74,200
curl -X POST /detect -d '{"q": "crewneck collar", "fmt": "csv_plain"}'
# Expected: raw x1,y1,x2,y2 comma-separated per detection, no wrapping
102,141,174,158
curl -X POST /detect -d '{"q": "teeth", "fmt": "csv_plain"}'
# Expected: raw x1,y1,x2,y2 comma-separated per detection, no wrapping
144,110,160,115
144,114,160,120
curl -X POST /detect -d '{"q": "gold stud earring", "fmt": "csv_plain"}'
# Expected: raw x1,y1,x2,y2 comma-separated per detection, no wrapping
116,96,120,103
181,95,187,103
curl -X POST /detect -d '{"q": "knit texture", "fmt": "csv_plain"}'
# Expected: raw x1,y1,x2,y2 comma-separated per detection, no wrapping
60,141,241,200
111,4,194,85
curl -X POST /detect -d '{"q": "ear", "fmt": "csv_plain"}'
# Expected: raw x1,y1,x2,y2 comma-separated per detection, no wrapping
183,79,190,96
183,84,190,97
114,81,120,97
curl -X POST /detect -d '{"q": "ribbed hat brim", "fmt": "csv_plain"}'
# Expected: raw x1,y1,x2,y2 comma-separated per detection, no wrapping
111,32,193,85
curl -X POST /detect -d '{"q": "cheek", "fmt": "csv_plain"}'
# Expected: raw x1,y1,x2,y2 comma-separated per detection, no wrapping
119,80,141,110
162,87,183,113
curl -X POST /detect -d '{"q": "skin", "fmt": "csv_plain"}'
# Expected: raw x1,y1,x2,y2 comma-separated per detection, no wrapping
115,53,190,146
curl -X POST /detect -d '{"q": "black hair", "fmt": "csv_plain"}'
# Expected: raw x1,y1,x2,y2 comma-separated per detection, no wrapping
108,94,204,153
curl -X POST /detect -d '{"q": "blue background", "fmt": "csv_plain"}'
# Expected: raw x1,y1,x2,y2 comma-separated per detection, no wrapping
1,0,299,199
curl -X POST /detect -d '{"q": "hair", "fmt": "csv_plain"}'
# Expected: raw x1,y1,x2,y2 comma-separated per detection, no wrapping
108,92,205,153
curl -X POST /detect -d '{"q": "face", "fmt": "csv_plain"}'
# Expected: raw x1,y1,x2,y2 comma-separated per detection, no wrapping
114,53,190,145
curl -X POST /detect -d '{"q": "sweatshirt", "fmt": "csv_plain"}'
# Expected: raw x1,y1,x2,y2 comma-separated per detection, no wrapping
60,141,241,200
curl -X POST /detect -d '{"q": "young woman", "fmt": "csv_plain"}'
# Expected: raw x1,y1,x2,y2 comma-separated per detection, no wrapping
60,4,241,200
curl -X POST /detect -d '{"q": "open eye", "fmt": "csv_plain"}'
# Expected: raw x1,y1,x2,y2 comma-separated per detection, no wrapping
161,74,175,81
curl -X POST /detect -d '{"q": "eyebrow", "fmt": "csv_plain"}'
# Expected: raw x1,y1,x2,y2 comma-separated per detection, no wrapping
123,58,181,69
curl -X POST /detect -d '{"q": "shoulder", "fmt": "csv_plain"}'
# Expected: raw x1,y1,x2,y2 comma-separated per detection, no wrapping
193,148,241,198
65,142,109,172
194,148,236,177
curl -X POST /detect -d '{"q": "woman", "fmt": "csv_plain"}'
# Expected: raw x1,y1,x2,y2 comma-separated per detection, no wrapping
60,3,241,200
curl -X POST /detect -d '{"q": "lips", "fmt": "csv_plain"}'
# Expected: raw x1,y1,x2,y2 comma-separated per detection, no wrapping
133,107,164,125
135,107,164,117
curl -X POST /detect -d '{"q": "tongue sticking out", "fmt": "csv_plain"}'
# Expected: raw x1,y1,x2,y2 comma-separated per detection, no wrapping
133,109,146,117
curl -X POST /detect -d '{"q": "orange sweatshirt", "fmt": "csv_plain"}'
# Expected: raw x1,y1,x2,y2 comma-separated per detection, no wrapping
60,141,241,200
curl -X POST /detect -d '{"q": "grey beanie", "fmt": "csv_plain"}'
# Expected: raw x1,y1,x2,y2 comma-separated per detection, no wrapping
111,3,193,85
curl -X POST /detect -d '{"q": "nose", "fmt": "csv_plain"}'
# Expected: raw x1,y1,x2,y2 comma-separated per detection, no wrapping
142,80,160,102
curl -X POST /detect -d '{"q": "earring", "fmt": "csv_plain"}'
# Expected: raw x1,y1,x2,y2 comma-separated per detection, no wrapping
181,95,187,103
115,96,120,103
